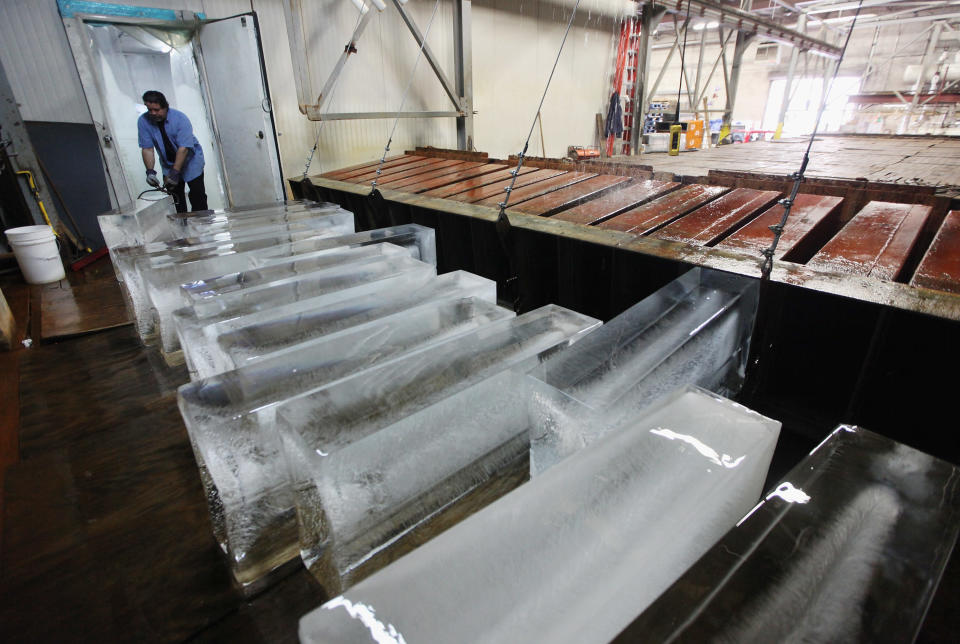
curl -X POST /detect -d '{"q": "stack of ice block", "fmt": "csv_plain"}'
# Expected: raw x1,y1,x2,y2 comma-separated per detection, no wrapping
621,425,960,642
528,266,759,474
298,385,781,644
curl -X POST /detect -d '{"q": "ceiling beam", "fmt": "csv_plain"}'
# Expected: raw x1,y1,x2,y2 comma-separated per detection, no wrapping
649,0,843,56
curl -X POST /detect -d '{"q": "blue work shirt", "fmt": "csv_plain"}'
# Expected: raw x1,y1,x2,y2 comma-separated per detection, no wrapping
137,108,205,181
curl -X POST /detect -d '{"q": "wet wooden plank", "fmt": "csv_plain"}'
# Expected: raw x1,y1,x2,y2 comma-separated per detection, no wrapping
911,210,960,295
654,188,782,246
421,166,538,199
475,171,598,207
322,155,421,181
377,161,481,190
373,159,469,188
598,184,731,235
345,157,449,185
715,194,845,263
550,179,682,225
510,175,633,216
447,169,568,204
808,201,933,281
40,279,132,340
399,163,508,194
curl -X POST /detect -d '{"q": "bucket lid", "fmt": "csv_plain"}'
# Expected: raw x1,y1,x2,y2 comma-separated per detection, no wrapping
5,225,56,242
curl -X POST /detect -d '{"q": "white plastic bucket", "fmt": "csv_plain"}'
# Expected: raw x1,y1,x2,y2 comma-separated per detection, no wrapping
5,225,66,284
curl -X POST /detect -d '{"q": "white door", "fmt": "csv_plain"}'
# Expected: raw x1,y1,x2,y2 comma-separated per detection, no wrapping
195,14,284,208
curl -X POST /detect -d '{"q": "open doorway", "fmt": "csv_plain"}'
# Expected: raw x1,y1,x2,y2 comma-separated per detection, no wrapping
86,22,227,211
59,2,285,212
762,76,860,137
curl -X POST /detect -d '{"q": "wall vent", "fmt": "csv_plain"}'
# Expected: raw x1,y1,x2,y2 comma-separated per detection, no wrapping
755,41,781,64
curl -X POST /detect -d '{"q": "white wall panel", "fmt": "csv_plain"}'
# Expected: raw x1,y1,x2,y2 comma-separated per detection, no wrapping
0,0,90,123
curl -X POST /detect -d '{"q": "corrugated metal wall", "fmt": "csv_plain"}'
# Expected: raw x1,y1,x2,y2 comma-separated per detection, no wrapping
0,0,626,182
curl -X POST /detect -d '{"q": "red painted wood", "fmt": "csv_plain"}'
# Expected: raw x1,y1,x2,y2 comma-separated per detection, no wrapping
551,180,681,225
376,160,471,188
475,172,597,207
447,169,568,203
401,163,508,194
420,166,538,198
808,201,933,281
911,210,960,294
716,194,844,262
654,188,782,246
598,184,730,235
324,155,422,180
320,154,405,179
346,158,450,184
510,175,633,216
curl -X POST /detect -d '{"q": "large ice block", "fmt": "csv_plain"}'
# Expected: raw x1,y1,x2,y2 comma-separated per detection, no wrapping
298,386,781,644
182,270,498,380
529,266,759,474
178,296,514,587
123,224,435,346
277,305,601,593
174,203,345,237
620,425,960,643
98,198,177,275
293,371,583,595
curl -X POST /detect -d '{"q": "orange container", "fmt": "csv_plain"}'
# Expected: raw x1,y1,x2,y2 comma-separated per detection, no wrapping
685,120,704,149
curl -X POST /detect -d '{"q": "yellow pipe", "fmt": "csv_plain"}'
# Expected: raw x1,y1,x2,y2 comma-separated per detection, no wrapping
16,170,55,230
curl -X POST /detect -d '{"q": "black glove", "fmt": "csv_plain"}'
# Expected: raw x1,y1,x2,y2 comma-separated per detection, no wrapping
145,169,160,188
164,168,182,188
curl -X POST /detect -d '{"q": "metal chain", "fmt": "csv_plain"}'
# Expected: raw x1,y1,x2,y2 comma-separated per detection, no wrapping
302,7,366,180
370,0,442,194
760,0,864,279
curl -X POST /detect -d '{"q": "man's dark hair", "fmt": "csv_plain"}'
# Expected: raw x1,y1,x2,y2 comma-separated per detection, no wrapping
142,90,168,108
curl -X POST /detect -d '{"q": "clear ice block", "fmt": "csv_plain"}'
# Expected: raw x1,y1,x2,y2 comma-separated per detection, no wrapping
124,224,435,346
276,305,601,592
174,204,345,237
160,208,355,248
298,386,781,644
98,198,177,276
176,270,495,380
623,425,960,643
177,296,514,587
293,370,582,595
529,266,759,475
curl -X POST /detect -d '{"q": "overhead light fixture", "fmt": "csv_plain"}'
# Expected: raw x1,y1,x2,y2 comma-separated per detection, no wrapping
693,22,707,30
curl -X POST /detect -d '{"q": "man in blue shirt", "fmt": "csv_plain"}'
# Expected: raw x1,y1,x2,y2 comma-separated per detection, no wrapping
138,90,208,212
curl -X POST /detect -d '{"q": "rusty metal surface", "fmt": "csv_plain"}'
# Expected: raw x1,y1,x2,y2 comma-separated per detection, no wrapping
508,175,633,216
376,160,476,189
911,210,960,295
420,166,537,199
475,171,598,207
716,194,845,263
394,163,507,193
550,179,681,225
301,176,960,322
598,184,731,235
808,202,933,281
654,188,782,246
447,169,568,204
321,155,422,181
345,158,450,185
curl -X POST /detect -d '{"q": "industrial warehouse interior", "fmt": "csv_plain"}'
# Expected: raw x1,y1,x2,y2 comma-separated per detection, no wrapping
2,0,960,641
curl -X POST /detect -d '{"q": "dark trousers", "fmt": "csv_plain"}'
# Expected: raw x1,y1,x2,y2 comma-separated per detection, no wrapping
170,172,208,213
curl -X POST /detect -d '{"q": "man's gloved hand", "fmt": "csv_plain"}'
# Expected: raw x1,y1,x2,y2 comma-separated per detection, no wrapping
145,169,160,188
164,168,182,188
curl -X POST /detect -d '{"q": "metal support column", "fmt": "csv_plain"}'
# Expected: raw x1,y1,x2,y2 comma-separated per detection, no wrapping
453,0,474,151
720,0,755,143
631,3,668,155
775,13,805,139
693,23,708,114
902,20,944,133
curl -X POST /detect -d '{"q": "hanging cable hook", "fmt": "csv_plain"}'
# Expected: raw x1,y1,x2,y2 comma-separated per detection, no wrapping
760,0,864,280
496,0,582,312
370,0,443,196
